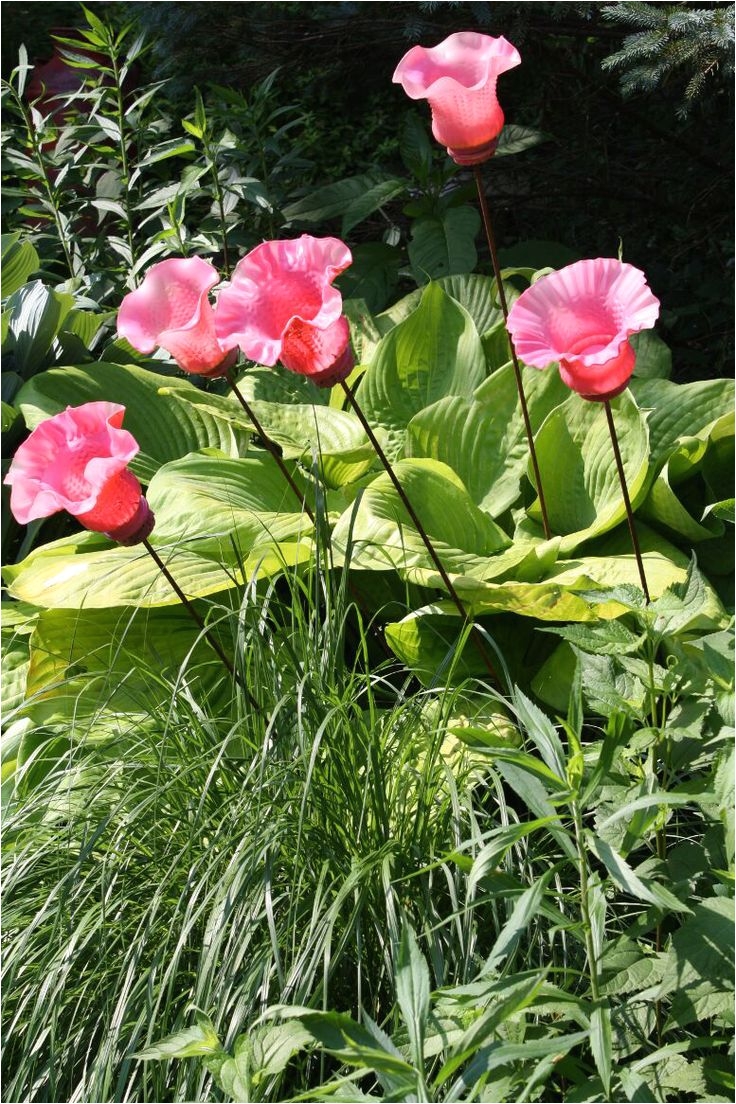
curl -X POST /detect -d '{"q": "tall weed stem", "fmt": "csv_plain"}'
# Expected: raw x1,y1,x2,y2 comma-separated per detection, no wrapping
473,167,551,540
106,35,137,280
571,800,600,1002
6,85,78,278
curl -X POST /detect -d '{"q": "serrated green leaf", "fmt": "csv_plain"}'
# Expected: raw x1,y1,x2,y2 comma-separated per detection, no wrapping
135,1019,223,1060
590,1001,613,1098
587,833,692,912
395,922,430,1070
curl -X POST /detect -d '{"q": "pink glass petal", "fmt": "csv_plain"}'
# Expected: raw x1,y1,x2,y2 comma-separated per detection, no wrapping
559,340,637,401
117,256,237,376
506,258,660,399
393,33,520,162
280,315,354,387
75,467,154,543
3,401,154,544
214,235,353,363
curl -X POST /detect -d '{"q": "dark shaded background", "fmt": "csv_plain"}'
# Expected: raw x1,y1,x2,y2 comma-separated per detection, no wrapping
3,0,733,381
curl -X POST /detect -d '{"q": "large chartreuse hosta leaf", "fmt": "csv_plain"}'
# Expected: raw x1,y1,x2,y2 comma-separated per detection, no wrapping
530,390,650,554
331,458,509,577
15,605,233,727
161,369,378,489
356,282,488,461
15,361,250,481
3,454,314,609
629,378,735,543
407,361,569,517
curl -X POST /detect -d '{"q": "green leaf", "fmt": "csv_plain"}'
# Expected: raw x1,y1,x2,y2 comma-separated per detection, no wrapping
271,1006,418,1095
337,243,401,315
135,1017,223,1060
218,1021,313,1100
541,620,645,656
5,281,75,376
548,523,728,629
18,605,230,723
399,112,434,182
375,273,503,339
446,1031,588,1100
531,390,650,553
408,205,480,284
630,329,672,380
395,922,430,1070
495,125,550,157
511,687,567,778
162,383,376,488
631,376,735,469
590,1001,613,1098
16,361,249,481
655,897,735,1030
1,234,40,298
640,413,733,541
435,972,546,1088
599,940,669,999
282,172,406,229
357,282,487,460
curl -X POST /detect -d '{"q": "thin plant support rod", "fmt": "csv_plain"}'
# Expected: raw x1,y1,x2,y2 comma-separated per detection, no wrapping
340,379,501,686
142,538,262,710
603,400,650,603
473,166,552,541
227,371,316,524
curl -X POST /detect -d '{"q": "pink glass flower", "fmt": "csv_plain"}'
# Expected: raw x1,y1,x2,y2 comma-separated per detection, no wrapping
117,256,238,378
214,235,354,387
393,32,521,165
4,402,154,545
506,258,661,401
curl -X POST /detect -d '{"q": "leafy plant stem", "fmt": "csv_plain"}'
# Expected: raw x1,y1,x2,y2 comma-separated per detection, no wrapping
603,399,650,602
473,166,551,540
202,136,231,276
340,379,501,687
106,31,137,282
7,85,77,278
227,371,315,523
571,799,601,1003
142,537,261,710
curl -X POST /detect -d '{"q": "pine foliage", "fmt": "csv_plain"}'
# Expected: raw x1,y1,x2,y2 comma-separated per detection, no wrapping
602,2,735,113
